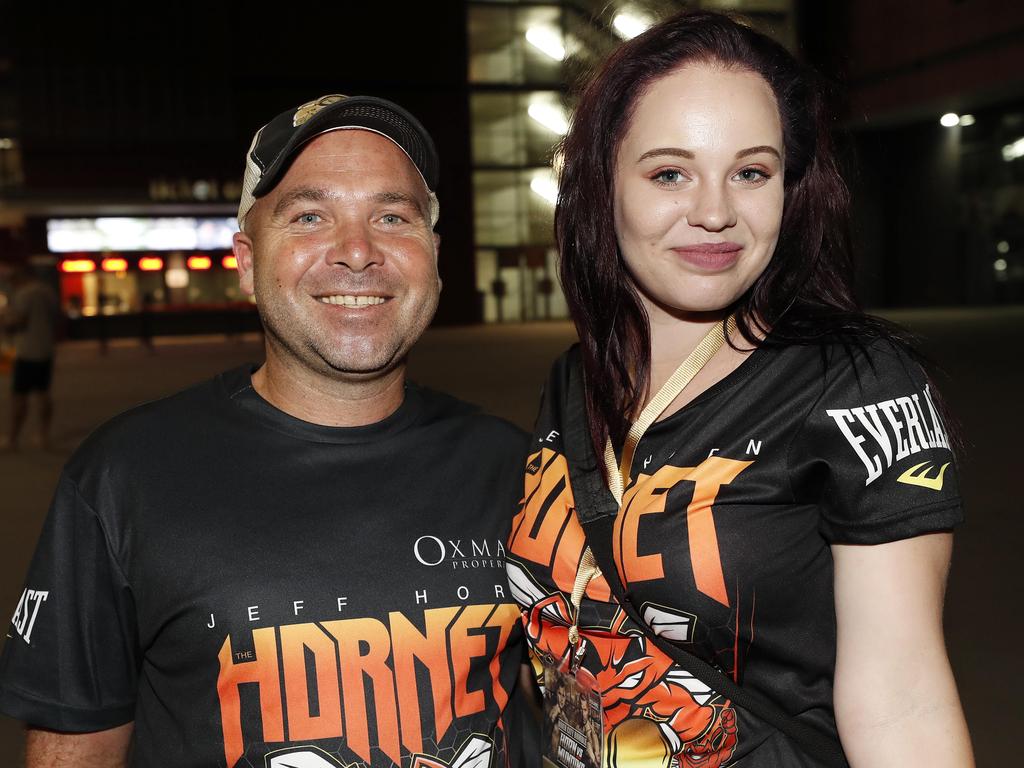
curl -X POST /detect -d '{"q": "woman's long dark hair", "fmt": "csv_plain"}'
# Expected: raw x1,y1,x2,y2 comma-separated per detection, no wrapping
557,10,939,455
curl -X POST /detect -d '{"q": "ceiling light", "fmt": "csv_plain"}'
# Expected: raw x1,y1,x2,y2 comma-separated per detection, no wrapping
528,102,569,135
1002,137,1024,162
612,10,655,39
940,113,960,128
958,114,975,127
525,26,566,61
530,172,559,205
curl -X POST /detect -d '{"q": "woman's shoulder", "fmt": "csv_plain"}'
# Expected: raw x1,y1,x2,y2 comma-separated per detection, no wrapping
762,330,926,389
541,343,583,394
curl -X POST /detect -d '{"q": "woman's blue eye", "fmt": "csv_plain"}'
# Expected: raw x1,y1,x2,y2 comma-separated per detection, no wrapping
654,170,683,183
736,168,769,183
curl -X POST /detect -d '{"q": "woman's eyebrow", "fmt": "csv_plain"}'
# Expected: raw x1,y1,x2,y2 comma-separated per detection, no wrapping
735,145,782,161
636,145,782,163
637,147,695,162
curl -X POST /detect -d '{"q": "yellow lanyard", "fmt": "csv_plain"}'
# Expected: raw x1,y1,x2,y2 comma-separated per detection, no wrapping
567,317,734,651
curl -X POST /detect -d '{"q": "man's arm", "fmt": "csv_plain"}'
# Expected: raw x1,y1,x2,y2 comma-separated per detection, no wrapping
26,722,133,767
832,532,973,767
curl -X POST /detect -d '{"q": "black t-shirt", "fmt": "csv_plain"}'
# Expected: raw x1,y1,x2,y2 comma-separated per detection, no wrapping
0,366,534,768
507,340,963,767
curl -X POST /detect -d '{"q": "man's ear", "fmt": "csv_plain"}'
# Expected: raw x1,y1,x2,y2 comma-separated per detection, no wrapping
433,232,442,291
232,231,256,296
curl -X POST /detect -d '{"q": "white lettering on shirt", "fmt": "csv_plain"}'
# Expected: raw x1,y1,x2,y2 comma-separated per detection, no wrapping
11,588,49,644
827,385,951,485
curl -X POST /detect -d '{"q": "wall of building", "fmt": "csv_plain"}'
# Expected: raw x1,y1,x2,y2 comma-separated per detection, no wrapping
1,4,478,325
801,0,1024,308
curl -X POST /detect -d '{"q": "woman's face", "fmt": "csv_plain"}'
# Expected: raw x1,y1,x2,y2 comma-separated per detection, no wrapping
613,62,785,320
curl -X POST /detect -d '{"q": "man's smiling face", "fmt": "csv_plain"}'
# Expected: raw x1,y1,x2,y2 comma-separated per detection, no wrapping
234,129,440,382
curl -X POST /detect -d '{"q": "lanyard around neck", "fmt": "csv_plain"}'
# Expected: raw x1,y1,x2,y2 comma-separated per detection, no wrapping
604,316,734,504
567,317,734,650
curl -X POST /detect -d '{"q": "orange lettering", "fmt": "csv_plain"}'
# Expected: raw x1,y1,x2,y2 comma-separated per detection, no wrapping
614,457,753,606
217,628,284,768
448,605,492,718
616,466,693,584
389,607,459,753
279,623,343,742
323,618,401,764
686,457,752,606
509,449,574,566
511,449,611,602
484,603,522,712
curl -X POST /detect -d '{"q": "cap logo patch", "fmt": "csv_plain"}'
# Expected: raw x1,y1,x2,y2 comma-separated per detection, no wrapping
293,94,346,127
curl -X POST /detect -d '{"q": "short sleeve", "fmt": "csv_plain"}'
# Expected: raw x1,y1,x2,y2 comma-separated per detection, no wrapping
789,342,964,544
0,474,139,730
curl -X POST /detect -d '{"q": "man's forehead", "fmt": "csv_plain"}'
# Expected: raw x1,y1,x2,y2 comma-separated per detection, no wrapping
258,129,427,206
257,139,430,219
246,128,440,228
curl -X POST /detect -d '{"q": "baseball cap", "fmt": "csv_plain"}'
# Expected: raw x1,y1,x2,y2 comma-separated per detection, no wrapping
237,94,440,229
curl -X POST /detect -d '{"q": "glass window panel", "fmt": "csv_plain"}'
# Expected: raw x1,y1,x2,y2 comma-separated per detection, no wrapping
472,91,565,167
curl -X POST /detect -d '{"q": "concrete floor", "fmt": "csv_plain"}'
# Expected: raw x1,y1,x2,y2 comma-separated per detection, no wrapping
0,308,1020,765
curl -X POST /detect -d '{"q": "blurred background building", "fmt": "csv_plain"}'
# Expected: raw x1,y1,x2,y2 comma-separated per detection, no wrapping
0,0,1021,338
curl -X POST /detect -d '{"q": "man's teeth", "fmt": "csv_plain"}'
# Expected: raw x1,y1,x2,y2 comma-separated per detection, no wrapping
319,295,387,307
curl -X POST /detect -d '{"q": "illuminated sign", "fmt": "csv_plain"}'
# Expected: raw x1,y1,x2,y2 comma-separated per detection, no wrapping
47,217,238,253
59,259,96,273
187,255,213,271
101,257,129,272
139,257,164,271
222,255,238,269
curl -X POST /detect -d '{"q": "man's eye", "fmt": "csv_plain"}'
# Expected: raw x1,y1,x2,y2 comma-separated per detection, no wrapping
295,213,322,225
380,214,405,225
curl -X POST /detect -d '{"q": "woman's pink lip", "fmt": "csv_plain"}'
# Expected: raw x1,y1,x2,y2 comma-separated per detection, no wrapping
671,243,742,272
672,242,743,254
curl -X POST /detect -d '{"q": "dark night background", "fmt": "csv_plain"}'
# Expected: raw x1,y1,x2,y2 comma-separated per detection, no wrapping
0,2,1022,765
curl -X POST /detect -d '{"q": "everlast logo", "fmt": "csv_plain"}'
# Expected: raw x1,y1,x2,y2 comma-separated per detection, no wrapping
826,384,950,486
10,588,48,645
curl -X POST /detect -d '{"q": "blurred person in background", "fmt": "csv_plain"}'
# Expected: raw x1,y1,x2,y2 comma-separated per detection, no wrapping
0,94,535,767
506,10,973,768
0,261,59,451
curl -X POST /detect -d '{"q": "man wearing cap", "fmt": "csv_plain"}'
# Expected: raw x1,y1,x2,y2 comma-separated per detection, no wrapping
0,95,535,767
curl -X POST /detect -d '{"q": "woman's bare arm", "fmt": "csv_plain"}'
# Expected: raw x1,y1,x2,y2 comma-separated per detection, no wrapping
832,532,973,767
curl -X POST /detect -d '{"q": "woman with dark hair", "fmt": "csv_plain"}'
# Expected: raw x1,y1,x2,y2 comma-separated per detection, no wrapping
507,10,973,767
